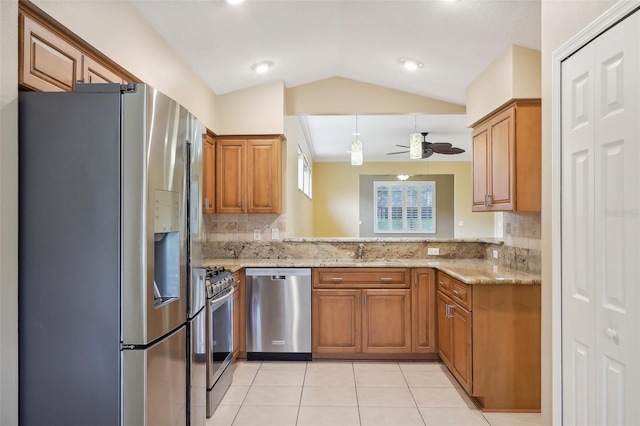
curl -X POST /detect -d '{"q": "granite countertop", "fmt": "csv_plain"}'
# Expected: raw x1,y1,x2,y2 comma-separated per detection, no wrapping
204,258,540,285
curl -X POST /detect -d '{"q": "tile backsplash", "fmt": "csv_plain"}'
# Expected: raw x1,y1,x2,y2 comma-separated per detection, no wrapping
203,213,287,242
495,211,541,273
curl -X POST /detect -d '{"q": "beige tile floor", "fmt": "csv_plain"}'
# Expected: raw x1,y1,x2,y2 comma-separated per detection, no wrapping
207,360,542,426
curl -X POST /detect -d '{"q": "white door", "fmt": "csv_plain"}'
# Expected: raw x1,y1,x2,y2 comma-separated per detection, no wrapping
561,10,640,426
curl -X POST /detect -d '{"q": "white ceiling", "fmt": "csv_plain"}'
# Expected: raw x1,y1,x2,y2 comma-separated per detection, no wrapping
130,0,541,162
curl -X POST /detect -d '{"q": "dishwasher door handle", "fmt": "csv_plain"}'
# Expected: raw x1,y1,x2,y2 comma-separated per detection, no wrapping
271,275,286,280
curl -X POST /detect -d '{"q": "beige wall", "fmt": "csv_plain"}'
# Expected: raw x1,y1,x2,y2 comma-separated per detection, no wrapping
0,0,18,422
313,161,495,238
284,116,314,237
286,77,465,115
540,1,615,424
216,81,286,135
466,45,542,126
32,0,219,130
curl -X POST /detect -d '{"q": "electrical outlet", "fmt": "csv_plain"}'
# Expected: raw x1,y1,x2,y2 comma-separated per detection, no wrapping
493,249,499,259
253,229,261,240
427,247,439,256
271,228,279,239
458,221,464,227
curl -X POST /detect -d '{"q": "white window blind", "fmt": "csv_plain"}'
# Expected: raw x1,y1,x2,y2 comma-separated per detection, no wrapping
374,181,436,233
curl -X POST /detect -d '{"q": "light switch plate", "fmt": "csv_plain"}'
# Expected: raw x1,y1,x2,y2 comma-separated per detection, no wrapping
493,249,499,259
253,229,261,240
427,247,440,256
271,228,279,239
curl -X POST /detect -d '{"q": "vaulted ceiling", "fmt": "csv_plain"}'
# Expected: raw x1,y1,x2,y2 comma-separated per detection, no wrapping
131,0,541,161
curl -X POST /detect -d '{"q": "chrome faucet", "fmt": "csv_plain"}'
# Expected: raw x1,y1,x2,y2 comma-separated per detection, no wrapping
356,243,365,260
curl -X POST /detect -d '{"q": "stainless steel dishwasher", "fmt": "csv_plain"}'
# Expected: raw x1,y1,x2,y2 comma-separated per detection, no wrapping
245,268,312,361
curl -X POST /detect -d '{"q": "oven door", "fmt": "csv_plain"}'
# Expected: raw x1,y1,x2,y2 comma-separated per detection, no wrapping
206,287,234,389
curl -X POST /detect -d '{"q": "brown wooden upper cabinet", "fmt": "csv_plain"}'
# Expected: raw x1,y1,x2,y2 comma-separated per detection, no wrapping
19,8,129,92
215,136,283,214
471,99,541,212
203,132,216,214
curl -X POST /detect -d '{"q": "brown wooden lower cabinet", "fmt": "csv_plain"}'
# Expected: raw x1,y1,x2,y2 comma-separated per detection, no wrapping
412,269,437,353
312,289,361,353
437,272,541,412
362,289,411,353
232,270,245,360
312,288,411,354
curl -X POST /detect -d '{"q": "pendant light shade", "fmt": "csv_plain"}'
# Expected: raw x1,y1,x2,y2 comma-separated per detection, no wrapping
351,139,363,165
351,115,363,166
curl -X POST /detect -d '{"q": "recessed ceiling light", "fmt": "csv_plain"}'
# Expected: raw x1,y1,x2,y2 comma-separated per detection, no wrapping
250,61,273,73
400,58,423,71
227,0,245,4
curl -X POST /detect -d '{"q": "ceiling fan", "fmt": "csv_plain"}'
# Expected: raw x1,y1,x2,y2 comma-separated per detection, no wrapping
386,132,466,159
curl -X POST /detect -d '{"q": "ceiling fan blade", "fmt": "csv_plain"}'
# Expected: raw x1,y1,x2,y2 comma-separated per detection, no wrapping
396,144,410,148
425,142,453,149
386,151,409,155
434,147,466,155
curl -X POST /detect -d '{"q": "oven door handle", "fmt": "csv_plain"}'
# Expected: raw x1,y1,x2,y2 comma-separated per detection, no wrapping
208,287,235,309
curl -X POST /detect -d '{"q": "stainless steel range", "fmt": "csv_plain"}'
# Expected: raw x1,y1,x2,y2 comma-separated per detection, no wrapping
204,267,235,418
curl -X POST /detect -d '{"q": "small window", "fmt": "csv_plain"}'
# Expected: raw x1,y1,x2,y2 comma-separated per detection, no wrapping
374,181,435,233
298,144,312,198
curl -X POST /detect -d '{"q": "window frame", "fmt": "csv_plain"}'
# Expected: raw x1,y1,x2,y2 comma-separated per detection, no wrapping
373,180,436,234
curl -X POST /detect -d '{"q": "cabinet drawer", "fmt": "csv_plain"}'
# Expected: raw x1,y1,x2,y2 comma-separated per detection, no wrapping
314,268,409,289
436,272,453,296
451,281,471,311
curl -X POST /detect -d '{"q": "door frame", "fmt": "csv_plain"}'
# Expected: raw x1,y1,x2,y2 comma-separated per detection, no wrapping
552,2,640,425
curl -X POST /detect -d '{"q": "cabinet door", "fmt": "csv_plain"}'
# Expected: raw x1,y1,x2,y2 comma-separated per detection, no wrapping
312,290,361,353
82,55,123,84
472,125,490,210
247,139,282,214
451,304,472,393
488,107,515,210
19,12,82,92
412,269,436,353
437,292,453,368
203,135,215,214
216,140,246,214
362,289,411,353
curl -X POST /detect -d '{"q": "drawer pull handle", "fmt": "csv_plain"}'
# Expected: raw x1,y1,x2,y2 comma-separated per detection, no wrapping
446,304,453,319
331,277,343,281
439,281,446,286
453,289,461,296
380,277,393,282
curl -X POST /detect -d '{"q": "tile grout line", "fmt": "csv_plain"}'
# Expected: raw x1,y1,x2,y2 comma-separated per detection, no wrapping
294,361,308,426
398,362,428,426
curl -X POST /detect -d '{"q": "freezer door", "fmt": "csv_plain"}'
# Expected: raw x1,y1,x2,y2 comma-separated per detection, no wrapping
122,325,187,426
122,85,188,344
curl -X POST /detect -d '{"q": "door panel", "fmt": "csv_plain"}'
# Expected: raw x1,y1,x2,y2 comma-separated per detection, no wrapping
562,35,596,426
312,290,361,353
216,140,245,213
472,128,489,209
362,289,411,353
437,292,453,368
489,110,514,209
562,10,640,426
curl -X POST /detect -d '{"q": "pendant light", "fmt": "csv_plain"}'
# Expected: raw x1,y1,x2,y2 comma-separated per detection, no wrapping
409,114,422,159
351,115,363,166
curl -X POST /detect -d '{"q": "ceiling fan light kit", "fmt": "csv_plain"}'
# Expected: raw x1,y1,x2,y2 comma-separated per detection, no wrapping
409,132,422,159
387,132,465,159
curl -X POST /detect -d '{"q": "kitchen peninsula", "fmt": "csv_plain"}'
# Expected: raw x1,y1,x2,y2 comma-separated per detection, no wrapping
204,238,541,413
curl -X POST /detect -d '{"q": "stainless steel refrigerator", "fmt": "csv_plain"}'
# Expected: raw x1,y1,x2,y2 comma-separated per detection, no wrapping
19,83,203,426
